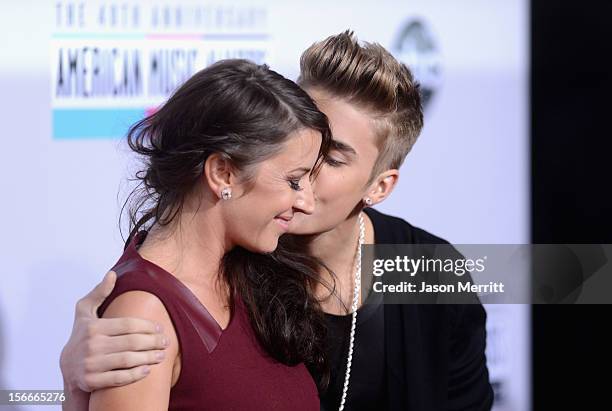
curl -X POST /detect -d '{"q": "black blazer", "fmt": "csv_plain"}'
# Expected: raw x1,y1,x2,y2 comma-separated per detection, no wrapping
364,207,494,411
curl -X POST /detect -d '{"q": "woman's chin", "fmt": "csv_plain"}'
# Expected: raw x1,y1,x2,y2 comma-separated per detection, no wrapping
244,238,279,254
261,239,280,254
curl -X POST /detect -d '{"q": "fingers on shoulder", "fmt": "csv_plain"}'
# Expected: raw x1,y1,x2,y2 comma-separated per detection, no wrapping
102,291,178,354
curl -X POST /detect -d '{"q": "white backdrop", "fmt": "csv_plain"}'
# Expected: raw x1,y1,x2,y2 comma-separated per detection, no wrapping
0,1,529,410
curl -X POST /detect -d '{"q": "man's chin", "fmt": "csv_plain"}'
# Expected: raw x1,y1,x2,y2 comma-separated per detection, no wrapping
288,214,336,236
287,224,315,236
287,214,319,235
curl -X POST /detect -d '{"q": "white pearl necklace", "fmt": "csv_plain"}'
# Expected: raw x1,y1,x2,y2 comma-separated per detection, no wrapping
338,213,366,411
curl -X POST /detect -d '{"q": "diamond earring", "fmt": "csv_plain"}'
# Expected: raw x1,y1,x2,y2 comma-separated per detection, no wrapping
221,187,232,200
364,197,373,206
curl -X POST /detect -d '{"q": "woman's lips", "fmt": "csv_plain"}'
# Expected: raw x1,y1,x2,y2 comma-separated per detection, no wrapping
274,216,292,230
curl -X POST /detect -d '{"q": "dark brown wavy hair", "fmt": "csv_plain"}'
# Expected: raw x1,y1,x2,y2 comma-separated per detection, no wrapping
121,59,331,388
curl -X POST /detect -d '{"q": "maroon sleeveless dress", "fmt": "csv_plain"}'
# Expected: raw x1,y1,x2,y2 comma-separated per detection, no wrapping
97,231,319,411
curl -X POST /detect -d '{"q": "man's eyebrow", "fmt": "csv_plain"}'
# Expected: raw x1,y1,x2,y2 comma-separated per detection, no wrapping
330,139,357,156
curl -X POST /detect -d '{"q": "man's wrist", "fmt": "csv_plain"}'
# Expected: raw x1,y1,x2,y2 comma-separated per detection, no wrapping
62,378,90,411
60,347,90,411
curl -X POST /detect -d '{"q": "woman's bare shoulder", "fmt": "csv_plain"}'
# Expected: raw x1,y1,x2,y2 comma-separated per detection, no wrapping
89,291,179,411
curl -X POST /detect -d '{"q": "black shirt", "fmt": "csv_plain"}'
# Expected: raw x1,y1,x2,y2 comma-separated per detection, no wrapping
317,208,494,411
320,283,386,411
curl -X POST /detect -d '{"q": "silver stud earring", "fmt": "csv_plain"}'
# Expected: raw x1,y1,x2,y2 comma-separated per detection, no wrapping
364,197,373,206
221,187,232,200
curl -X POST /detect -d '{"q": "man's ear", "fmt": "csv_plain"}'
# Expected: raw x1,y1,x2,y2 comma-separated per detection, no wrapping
204,153,235,200
363,169,399,206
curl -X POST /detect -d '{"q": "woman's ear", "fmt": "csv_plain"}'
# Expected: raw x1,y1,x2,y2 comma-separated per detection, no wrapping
363,169,400,206
204,153,235,200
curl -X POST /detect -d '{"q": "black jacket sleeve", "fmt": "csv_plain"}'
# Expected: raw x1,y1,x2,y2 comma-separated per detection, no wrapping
447,303,495,410
366,208,494,411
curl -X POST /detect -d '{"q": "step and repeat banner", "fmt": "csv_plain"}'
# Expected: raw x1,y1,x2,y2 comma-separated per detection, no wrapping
0,1,529,409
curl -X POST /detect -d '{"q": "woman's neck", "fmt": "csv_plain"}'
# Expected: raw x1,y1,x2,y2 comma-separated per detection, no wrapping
137,198,230,291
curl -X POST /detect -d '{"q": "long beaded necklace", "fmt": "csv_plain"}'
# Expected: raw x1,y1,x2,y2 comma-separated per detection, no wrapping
338,212,366,411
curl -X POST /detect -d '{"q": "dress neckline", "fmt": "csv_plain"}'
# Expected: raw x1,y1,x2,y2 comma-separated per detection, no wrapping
126,231,238,333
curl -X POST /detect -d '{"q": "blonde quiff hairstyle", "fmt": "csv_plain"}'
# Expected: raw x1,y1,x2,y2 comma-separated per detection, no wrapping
297,30,424,183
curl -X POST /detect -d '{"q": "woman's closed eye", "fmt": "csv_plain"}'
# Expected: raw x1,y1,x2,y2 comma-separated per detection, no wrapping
288,177,304,191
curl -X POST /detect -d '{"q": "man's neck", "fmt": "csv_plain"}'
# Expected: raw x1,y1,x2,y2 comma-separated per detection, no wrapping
308,213,362,264
303,210,375,313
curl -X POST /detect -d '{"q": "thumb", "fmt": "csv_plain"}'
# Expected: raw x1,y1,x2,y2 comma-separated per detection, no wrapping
76,271,117,317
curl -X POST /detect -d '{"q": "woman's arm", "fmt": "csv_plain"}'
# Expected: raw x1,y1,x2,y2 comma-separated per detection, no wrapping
88,291,180,411
60,271,169,411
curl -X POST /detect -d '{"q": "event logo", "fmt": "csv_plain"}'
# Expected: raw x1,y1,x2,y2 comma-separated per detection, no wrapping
51,1,271,139
392,18,442,111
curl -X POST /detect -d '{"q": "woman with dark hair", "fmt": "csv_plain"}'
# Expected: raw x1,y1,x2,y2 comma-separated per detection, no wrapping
88,59,331,410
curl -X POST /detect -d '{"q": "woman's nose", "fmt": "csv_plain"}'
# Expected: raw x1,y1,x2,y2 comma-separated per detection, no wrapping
294,179,315,215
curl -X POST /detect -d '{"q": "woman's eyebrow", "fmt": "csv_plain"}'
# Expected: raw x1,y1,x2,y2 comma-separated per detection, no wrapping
288,166,312,174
